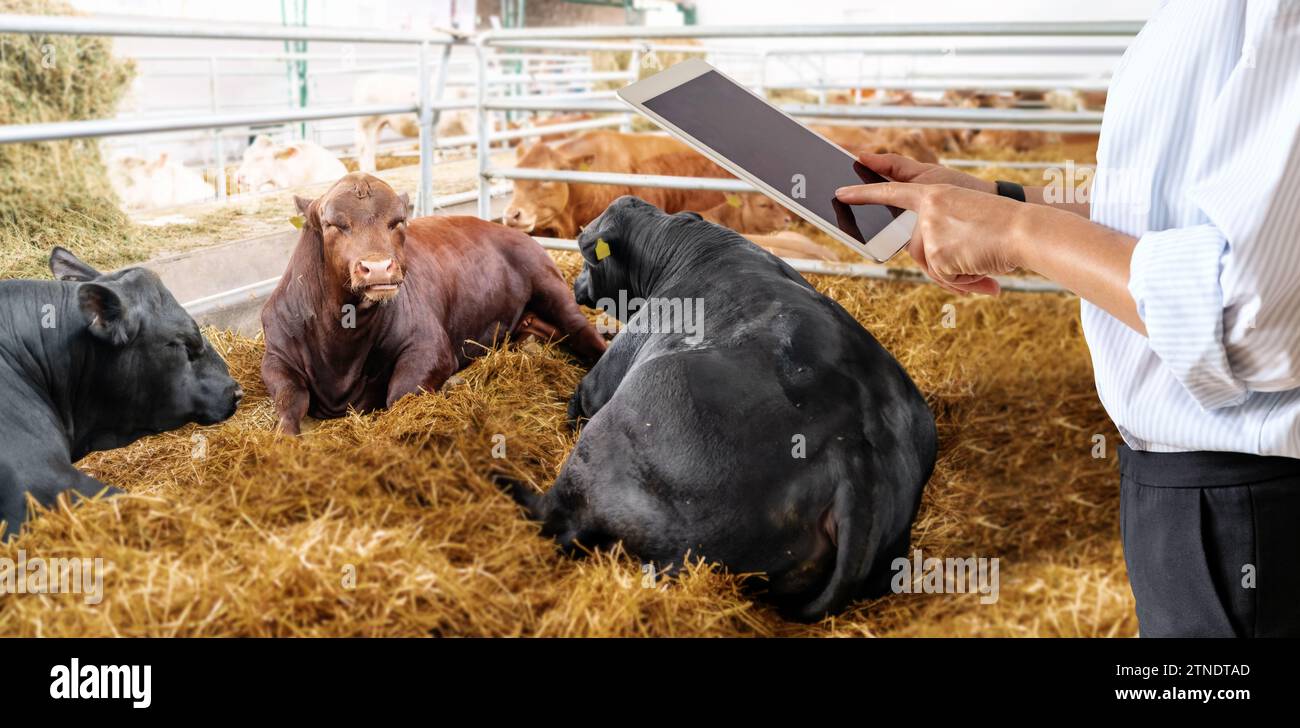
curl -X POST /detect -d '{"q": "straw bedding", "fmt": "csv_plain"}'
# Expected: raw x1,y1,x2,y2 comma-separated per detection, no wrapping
0,250,1134,637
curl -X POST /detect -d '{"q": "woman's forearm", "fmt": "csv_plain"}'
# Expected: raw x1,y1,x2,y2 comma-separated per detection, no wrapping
967,179,1090,216
1013,204,1145,335
1023,186,1091,217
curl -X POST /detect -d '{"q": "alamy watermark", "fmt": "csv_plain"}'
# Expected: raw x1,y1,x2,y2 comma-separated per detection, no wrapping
594,291,705,345
891,549,1000,605
0,550,106,605
1043,161,1152,214
50,658,151,709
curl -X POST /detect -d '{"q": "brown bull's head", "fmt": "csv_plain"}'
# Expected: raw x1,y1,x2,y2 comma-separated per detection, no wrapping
501,141,593,239
295,173,411,306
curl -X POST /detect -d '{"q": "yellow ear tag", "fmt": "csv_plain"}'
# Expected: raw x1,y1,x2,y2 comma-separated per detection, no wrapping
289,215,305,229
594,238,611,261
725,194,742,208
579,163,591,171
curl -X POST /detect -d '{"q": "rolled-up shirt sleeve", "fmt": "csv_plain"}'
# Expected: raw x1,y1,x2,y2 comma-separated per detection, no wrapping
1126,6,1300,412
1128,224,1244,409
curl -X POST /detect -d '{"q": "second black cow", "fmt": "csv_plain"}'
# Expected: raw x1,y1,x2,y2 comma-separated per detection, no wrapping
0,248,242,539
507,196,937,620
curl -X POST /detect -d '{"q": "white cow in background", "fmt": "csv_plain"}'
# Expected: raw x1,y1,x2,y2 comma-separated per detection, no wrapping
1045,89,1109,112
236,135,348,193
353,73,472,172
108,153,213,210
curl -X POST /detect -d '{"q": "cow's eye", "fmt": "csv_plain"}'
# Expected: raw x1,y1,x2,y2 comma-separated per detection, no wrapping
327,221,349,232
169,339,202,362
388,219,405,230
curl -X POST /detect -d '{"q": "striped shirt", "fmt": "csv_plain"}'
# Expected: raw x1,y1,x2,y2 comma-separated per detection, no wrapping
1082,0,1300,456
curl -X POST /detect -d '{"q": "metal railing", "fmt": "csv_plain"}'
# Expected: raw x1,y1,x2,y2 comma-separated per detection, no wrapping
0,13,465,215
0,14,462,44
471,22,1135,222
1,14,1138,293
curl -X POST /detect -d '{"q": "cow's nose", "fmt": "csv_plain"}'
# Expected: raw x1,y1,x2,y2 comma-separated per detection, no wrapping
232,386,244,403
505,208,522,223
357,259,394,277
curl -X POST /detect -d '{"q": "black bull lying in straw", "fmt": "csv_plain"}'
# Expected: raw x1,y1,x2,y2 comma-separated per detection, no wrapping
504,196,937,620
0,248,242,540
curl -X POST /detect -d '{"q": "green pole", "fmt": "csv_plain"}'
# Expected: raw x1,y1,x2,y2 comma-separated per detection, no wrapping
280,0,309,139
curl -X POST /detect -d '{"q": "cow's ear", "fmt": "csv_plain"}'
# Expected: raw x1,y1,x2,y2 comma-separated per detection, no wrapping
562,152,596,171
515,142,531,160
292,195,319,231
49,247,102,282
78,282,137,346
398,192,411,218
577,212,619,265
274,146,298,160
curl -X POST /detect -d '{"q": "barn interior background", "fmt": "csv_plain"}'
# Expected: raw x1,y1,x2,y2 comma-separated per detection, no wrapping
0,0,1153,636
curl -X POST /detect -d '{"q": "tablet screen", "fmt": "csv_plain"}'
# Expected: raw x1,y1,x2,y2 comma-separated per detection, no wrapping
641,70,898,245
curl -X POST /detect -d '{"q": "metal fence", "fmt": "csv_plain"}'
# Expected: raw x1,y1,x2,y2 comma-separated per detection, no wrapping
470,22,1136,222
0,14,1139,291
0,13,468,215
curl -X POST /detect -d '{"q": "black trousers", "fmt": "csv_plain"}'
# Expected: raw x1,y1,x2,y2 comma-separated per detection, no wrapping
1119,444,1300,637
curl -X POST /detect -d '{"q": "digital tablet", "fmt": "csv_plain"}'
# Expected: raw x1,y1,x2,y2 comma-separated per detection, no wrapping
618,58,916,263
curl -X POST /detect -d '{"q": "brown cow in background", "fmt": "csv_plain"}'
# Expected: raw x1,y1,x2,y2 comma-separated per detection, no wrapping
742,231,837,261
502,142,729,238
261,173,605,434
699,192,792,234
812,125,941,164
524,129,686,173
505,136,797,238
503,130,692,237
942,90,1060,152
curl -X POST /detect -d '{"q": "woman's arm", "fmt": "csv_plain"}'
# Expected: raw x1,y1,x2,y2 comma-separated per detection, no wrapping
1013,198,1142,333
835,177,1145,334
1021,185,1091,218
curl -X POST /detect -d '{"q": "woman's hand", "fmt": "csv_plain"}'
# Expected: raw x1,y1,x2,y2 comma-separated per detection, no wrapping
835,152,1146,334
858,152,996,194
837,179,1026,296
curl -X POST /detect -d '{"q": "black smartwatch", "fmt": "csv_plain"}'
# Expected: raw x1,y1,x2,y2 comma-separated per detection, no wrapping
995,180,1026,202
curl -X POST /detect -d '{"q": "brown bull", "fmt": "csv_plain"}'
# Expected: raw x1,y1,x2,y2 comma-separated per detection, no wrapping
261,173,605,434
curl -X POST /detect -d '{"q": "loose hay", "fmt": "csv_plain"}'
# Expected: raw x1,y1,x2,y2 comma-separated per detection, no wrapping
0,0,137,279
0,251,1134,636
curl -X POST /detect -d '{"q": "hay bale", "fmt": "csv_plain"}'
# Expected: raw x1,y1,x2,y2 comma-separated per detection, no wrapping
0,251,1134,637
0,0,136,279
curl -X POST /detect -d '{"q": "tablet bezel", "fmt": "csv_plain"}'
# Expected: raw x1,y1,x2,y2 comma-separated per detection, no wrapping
617,58,915,264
